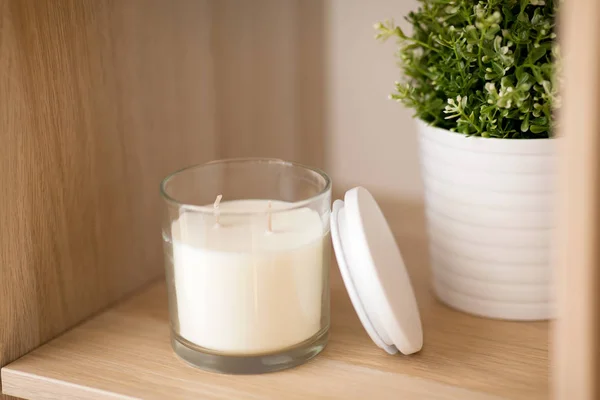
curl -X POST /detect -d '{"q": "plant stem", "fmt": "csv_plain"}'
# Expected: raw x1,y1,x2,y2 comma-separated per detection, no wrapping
406,37,440,53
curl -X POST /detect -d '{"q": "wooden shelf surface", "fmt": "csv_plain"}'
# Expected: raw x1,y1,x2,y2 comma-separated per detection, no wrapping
1,205,548,400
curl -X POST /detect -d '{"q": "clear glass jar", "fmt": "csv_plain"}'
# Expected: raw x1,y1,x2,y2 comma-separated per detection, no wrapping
160,159,331,374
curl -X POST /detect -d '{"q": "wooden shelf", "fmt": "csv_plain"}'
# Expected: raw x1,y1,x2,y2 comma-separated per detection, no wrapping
1,205,548,400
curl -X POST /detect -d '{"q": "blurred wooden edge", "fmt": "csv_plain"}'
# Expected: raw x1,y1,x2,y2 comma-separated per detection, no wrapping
554,0,600,398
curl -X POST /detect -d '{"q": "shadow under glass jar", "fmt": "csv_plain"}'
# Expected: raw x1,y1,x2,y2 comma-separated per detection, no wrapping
160,159,331,374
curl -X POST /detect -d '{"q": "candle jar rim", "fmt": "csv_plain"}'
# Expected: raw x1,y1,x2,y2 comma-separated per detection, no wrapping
160,158,332,215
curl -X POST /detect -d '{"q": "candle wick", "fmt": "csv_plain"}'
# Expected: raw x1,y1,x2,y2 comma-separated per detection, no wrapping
267,200,272,233
214,194,223,226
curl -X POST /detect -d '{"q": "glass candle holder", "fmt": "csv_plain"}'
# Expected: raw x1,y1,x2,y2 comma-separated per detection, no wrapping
160,159,331,374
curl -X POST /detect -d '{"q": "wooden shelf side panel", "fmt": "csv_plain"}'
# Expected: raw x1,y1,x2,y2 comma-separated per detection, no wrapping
0,0,216,383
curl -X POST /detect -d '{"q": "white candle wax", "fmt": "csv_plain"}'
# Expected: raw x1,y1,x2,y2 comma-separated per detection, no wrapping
171,200,326,355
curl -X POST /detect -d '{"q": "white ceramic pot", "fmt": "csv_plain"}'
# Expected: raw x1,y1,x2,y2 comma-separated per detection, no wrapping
417,120,556,321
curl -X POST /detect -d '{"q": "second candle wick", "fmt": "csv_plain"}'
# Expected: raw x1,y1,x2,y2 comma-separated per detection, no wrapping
267,200,273,233
214,194,223,226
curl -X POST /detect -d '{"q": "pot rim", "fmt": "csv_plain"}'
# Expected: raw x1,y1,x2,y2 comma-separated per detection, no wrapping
417,119,556,155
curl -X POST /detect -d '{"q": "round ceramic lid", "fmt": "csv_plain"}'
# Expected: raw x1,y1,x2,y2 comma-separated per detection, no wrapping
330,187,423,355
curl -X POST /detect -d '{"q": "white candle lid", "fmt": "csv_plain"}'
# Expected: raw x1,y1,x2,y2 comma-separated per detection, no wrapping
331,187,423,355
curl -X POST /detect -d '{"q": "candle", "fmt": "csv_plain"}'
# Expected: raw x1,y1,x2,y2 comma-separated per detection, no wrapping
170,199,327,355
161,159,332,373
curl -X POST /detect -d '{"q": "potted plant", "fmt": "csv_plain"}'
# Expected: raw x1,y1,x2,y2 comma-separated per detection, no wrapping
376,0,560,320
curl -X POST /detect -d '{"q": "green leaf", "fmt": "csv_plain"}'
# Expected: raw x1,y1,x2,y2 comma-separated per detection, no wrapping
531,116,548,125
531,8,544,25
517,71,533,90
515,66,525,82
518,12,529,23
395,26,407,39
492,62,505,76
530,125,546,134
527,46,548,64
503,4,516,23
530,67,545,83
501,76,515,88
487,25,501,37
521,115,529,132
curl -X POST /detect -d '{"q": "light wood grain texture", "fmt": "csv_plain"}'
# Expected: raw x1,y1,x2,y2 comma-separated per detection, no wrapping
554,0,600,398
2,203,548,400
0,0,216,390
212,0,325,168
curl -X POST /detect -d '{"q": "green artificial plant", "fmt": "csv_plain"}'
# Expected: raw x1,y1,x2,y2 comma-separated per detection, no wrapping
376,0,560,138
